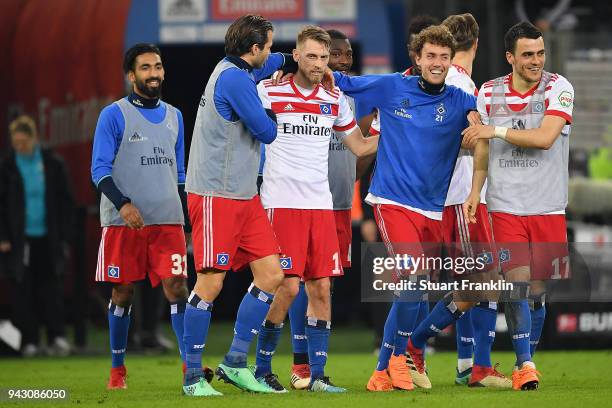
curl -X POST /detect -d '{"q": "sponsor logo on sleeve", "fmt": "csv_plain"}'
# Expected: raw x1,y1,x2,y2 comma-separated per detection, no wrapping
558,91,573,108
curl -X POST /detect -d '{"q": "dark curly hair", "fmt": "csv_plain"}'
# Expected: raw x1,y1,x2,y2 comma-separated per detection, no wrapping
410,25,457,59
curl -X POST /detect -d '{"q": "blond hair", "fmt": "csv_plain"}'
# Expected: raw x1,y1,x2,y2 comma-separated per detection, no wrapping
297,25,331,49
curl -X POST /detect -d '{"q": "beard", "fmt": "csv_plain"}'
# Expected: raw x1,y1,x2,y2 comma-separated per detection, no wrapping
302,69,324,85
135,77,162,98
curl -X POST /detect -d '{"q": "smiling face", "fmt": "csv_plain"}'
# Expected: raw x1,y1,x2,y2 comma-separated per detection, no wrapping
414,42,452,85
507,36,545,86
328,38,353,73
128,52,164,98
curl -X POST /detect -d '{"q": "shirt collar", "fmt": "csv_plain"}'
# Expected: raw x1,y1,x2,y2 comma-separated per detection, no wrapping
418,76,445,95
128,92,160,109
225,55,254,72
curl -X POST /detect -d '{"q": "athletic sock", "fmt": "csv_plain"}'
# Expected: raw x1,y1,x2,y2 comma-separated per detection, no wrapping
505,299,532,367
306,317,331,381
472,301,497,368
169,299,187,362
289,282,308,364
255,320,283,378
223,283,274,368
456,308,474,368
417,299,429,326
108,301,131,368
529,294,546,357
393,299,420,357
410,295,464,350
183,292,213,374
376,302,397,371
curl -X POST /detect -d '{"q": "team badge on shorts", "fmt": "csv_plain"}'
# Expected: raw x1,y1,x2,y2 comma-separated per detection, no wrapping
216,253,230,266
478,251,494,265
107,265,120,278
498,248,511,263
279,256,293,270
319,103,332,115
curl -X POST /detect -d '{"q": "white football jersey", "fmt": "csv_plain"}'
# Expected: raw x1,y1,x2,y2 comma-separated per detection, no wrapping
445,64,487,206
257,78,358,209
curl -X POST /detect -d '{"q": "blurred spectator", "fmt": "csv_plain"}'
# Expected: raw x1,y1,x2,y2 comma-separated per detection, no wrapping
0,115,75,357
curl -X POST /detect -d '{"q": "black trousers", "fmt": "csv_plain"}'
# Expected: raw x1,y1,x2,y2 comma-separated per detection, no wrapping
11,236,66,346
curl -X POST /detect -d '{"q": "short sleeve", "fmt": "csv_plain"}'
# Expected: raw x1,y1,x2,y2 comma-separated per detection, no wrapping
545,76,574,124
257,82,271,109
332,93,358,137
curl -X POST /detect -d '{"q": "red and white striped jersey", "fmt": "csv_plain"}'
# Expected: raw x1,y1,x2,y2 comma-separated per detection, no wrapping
257,77,358,209
478,72,573,123
478,72,574,215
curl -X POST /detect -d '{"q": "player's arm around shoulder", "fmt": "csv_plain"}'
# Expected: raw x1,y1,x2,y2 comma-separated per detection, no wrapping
462,76,573,150
505,74,573,149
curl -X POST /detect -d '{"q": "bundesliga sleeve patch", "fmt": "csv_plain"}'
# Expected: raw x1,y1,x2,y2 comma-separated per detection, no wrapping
107,265,120,278
216,253,229,266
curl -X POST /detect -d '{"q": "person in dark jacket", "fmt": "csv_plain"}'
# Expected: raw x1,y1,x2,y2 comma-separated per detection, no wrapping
0,115,75,357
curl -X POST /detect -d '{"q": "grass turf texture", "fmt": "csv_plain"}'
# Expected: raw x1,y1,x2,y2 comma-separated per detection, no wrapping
1,324,611,407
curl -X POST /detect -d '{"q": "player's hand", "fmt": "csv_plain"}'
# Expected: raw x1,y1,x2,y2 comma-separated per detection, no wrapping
461,124,494,147
360,219,378,242
467,110,482,127
120,203,145,230
321,67,335,91
0,241,11,253
272,70,293,85
462,193,480,224
461,136,477,150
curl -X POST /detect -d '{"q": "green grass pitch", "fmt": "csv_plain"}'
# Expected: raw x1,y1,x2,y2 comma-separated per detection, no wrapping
1,325,611,407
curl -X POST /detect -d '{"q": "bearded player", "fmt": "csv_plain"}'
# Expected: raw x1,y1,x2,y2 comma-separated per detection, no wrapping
283,28,359,390
253,25,377,393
